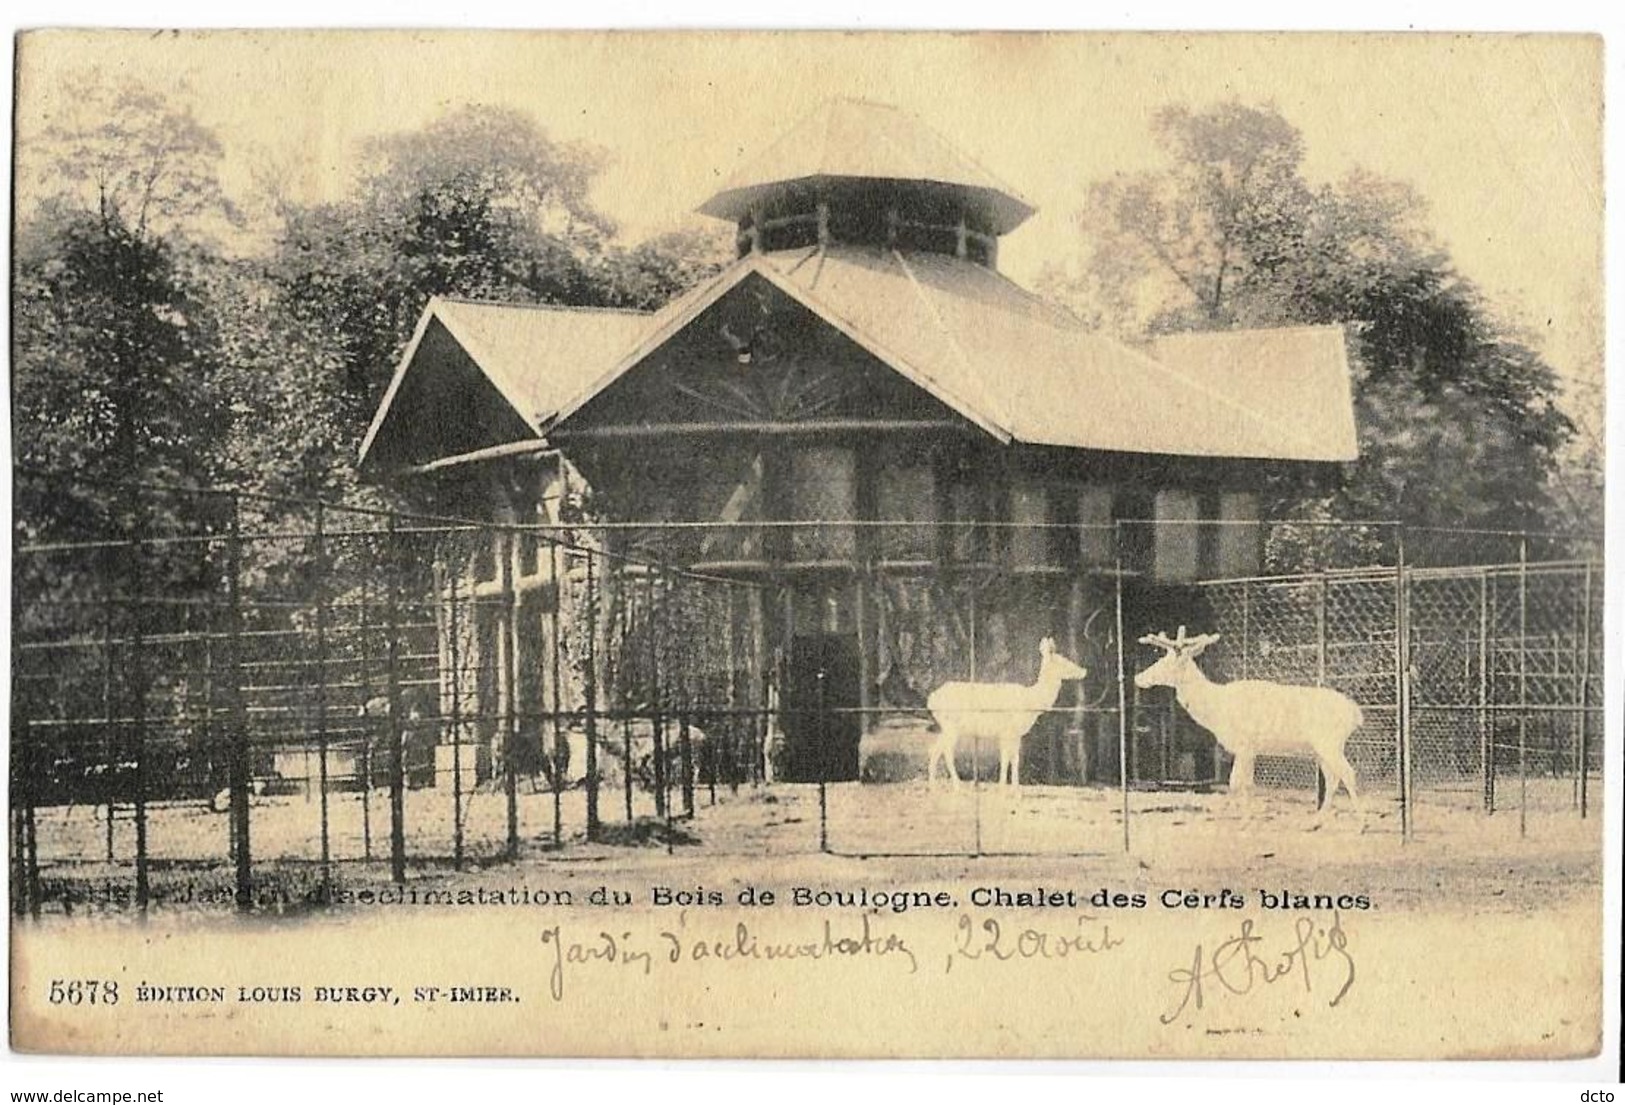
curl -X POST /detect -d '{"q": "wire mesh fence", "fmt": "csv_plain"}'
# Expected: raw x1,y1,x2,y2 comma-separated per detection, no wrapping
1196,543,1602,836
1199,568,1403,812
10,475,770,916
1408,558,1603,823
10,480,1604,913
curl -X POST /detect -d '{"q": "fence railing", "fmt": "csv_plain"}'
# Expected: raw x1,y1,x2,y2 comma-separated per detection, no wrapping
10,477,1604,913
1197,553,1602,839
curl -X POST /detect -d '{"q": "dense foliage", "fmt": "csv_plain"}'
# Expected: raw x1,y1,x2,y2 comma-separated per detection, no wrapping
15,90,728,517
1042,102,1589,564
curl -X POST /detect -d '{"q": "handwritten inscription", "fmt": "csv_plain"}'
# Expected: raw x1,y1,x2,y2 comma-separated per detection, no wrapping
947,913,1123,971
536,911,1128,1002
1160,913,1356,1024
533,909,1354,1025
539,915,918,1002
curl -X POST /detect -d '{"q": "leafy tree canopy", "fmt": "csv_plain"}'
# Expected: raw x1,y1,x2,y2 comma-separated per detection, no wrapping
14,77,235,547
269,104,727,431
19,70,238,245
1042,101,1581,565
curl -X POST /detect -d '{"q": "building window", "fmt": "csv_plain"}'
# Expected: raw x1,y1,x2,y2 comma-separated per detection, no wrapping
875,458,935,562
694,452,765,564
828,196,887,246
1113,490,1154,576
760,214,819,252
1078,486,1114,568
1215,491,1262,577
1153,490,1201,583
788,446,856,562
1009,477,1054,568
937,454,991,564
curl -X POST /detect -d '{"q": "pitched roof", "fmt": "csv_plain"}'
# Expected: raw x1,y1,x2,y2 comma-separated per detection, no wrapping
358,298,655,466
1149,327,1360,460
431,299,653,430
360,250,1360,469
764,247,1359,461
697,99,1036,235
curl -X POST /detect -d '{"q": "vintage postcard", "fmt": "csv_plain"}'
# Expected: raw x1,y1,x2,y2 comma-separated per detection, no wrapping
7,29,1608,1060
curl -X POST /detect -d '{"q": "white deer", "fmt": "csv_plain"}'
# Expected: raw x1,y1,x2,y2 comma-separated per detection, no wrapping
927,637,1088,788
1133,626,1363,813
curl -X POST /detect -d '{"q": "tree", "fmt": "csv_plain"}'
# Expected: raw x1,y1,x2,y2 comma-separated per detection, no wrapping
1044,102,1580,565
270,105,717,433
19,70,237,246
13,75,241,653
602,227,731,311
268,105,595,429
14,211,226,493
13,78,236,543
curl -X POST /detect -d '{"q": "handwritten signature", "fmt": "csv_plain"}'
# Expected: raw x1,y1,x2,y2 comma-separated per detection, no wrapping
1160,912,1355,1024
539,915,917,1001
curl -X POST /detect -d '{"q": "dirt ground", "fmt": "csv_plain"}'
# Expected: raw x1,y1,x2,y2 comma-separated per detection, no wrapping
23,774,1602,918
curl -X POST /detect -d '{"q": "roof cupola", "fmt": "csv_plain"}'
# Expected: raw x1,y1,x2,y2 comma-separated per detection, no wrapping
696,99,1035,270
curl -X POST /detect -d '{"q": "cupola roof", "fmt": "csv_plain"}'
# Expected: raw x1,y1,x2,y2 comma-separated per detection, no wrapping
697,99,1036,236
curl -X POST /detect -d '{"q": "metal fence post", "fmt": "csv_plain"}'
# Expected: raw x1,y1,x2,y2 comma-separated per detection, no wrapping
817,664,829,854
10,711,24,916
549,541,564,846
10,741,34,918
1115,522,1130,855
664,578,678,854
1395,529,1412,842
583,553,600,841
1569,571,1584,811
12,648,40,918
101,545,118,865
22,728,41,919
386,514,407,885
1518,537,1529,839
679,693,695,822
358,569,373,864
1579,560,1593,820
1239,583,1251,680
714,587,731,807
226,493,252,911
314,501,332,895
503,530,521,862
620,589,635,824
447,558,465,871
1478,570,1492,813
652,570,668,821
128,489,150,913
1315,573,1329,809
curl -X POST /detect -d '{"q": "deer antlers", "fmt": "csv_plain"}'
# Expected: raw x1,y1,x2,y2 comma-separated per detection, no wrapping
1138,625,1221,655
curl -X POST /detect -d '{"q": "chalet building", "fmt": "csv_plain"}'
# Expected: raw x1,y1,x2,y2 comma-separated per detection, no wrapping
360,100,1358,786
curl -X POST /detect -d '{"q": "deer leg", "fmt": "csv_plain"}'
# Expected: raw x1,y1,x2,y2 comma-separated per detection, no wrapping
1311,760,1335,822
1327,748,1360,809
932,731,961,788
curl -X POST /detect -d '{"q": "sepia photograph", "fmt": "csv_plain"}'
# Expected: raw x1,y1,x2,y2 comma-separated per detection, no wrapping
6,26,1611,1068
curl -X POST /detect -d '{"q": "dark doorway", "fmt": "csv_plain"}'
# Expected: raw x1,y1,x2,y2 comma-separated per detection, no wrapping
782,634,862,782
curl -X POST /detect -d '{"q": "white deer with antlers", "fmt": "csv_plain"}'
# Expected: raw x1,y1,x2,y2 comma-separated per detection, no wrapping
1134,626,1364,814
927,637,1088,788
